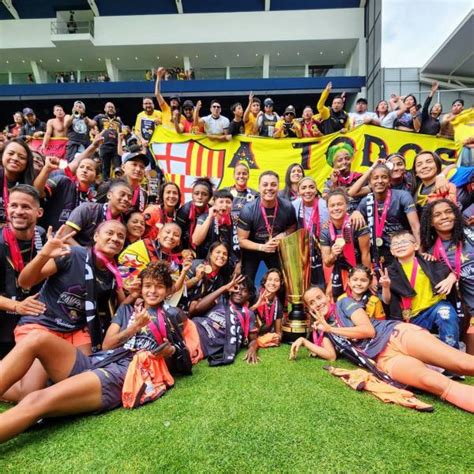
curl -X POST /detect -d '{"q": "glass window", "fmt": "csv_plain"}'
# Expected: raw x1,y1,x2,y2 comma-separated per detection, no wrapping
400,82,420,97
269,66,305,78
384,69,400,81
193,68,226,80
0,74,9,85
401,68,419,81
231,67,263,79
384,81,400,97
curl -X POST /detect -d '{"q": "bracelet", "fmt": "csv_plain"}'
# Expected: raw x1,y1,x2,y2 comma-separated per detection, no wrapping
258,244,263,252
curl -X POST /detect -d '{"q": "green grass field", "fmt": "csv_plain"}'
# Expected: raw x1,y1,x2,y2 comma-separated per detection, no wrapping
1,346,472,473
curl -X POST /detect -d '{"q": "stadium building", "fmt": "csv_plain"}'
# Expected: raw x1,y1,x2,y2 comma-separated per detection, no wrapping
0,0,378,122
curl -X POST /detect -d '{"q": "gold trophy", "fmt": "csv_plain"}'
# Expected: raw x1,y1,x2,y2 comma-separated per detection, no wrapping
278,229,311,343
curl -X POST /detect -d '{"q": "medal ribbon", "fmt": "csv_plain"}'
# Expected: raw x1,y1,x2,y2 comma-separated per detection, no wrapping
2,225,42,272
260,199,279,239
374,189,391,241
302,200,320,237
400,258,419,316
93,248,123,289
433,238,462,280
147,307,167,344
328,214,356,267
311,303,335,346
232,303,251,339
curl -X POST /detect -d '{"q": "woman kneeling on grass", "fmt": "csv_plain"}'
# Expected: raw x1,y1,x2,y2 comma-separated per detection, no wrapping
290,273,474,413
0,261,191,443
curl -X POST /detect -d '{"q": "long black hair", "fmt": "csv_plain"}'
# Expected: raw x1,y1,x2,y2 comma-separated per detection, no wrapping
420,199,465,251
0,138,36,185
159,181,182,208
281,163,304,199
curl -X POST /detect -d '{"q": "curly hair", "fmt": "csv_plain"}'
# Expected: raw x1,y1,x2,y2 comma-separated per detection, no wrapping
420,199,465,251
139,260,174,290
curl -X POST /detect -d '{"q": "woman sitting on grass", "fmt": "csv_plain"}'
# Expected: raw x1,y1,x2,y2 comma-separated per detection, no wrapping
0,261,190,444
290,281,474,412
189,273,259,366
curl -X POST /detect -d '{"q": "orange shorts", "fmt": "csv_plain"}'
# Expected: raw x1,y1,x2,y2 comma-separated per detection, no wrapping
376,323,426,377
14,323,91,348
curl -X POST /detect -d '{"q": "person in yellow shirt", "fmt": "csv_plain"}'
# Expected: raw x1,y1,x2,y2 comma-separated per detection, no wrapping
316,81,350,135
243,92,260,136
134,97,162,173
382,230,460,349
273,106,302,138
154,67,186,130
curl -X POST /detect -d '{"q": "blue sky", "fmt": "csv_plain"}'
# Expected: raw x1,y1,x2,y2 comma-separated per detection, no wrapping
382,0,473,67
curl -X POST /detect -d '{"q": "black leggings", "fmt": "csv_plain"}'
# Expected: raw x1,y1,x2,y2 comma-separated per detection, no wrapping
241,249,281,284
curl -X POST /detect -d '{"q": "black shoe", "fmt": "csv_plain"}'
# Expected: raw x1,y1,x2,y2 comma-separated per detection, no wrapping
442,370,465,381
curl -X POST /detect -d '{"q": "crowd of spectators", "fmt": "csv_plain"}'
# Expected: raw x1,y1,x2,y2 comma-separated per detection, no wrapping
0,72,472,441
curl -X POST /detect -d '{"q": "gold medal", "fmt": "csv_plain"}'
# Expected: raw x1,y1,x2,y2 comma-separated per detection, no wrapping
181,249,194,259
204,264,213,275
376,237,384,247
402,309,411,321
148,170,158,178
335,237,346,247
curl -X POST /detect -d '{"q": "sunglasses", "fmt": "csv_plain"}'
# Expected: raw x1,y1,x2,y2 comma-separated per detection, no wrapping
184,107,193,111
212,105,221,109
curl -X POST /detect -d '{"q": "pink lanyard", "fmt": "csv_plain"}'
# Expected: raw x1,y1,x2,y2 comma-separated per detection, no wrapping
374,189,391,240
232,303,251,338
260,199,279,239
261,297,277,329
329,215,356,267
302,201,320,236
93,248,123,289
3,174,9,219
433,238,461,280
401,258,419,311
131,185,140,207
147,307,167,344
312,304,335,346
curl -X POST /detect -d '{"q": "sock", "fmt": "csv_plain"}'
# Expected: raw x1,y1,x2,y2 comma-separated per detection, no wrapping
440,380,474,413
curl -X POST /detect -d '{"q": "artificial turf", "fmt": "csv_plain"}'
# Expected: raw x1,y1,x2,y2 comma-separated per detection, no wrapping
0,346,472,473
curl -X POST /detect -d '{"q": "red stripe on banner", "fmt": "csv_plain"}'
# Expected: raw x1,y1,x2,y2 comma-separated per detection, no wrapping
207,150,213,178
217,150,224,175
186,141,194,175
165,143,172,173
196,145,203,177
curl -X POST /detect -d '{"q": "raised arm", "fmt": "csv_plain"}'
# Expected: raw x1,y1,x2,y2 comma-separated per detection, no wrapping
18,226,74,289
41,120,54,150
243,92,254,123
33,155,60,198
154,67,167,109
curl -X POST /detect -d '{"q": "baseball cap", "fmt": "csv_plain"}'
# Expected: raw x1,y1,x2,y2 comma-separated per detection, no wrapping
356,98,368,104
284,105,296,115
22,107,35,115
169,95,181,104
182,99,194,108
122,151,149,166
264,98,274,107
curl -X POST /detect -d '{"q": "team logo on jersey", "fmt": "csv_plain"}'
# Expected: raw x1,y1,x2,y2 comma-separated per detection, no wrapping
151,141,225,201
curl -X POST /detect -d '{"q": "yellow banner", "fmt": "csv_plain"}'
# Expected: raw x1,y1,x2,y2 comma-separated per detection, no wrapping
150,125,461,196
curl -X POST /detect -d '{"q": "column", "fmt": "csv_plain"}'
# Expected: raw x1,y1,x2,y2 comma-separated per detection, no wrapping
30,61,48,84
226,66,231,79
304,64,309,78
263,54,270,78
105,58,119,82
183,56,191,74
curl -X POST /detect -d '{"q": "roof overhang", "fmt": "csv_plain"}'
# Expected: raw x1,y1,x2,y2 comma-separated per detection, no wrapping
420,10,474,83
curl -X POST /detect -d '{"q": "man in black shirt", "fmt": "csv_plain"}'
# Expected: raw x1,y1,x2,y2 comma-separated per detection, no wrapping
238,171,297,281
228,102,245,137
92,102,123,180
19,108,46,141
0,185,46,357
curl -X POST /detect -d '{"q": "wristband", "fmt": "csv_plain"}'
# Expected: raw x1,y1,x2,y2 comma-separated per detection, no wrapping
258,244,263,252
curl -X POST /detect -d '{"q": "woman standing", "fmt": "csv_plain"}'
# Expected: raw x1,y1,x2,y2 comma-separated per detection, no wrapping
421,199,474,354
293,176,328,288
0,139,36,226
279,163,304,202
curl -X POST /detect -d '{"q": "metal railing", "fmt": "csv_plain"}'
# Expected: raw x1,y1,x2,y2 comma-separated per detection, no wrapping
50,20,94,36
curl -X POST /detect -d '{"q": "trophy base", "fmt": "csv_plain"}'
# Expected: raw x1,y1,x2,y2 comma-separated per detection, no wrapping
282,304,309,344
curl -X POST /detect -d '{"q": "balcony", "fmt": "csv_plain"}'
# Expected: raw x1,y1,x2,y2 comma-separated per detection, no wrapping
50,20,95,46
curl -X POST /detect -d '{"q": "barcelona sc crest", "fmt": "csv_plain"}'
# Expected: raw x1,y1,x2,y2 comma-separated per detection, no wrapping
151,140,226,201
